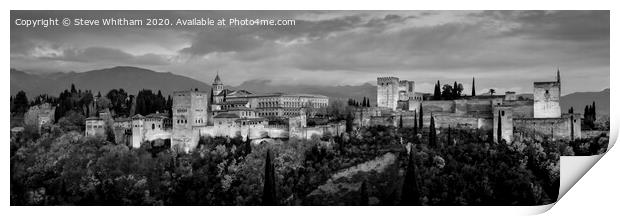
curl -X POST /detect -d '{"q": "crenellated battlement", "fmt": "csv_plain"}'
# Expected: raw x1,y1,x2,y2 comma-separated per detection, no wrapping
377,77,399,84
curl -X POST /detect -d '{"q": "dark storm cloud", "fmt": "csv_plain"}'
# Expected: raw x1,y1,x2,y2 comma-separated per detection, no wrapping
275,22,505,71
277,11,609,75
473,10,610,41
10,10,609,94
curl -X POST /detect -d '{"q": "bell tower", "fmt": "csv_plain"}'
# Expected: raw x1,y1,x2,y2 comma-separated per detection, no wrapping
212,72,223,96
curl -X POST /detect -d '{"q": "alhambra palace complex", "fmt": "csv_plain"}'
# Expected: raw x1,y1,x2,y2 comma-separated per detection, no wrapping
369,70,580,143
45,70,579,152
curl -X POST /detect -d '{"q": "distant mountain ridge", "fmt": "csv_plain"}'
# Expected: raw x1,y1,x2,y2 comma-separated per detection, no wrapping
232,79,377,102
561,88,610,115
11,66,609,116
11,66,211,97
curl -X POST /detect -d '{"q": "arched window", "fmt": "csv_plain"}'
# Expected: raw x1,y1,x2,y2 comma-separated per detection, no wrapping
152,124,155,130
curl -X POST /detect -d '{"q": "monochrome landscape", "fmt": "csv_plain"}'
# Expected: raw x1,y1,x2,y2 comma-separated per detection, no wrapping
10,10,609,206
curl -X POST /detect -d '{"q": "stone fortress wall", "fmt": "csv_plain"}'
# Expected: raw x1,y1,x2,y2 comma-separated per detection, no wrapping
362,70,580,142
87,69,580,151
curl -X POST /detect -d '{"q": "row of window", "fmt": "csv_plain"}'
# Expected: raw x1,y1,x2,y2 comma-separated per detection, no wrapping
240,121,263,126
216,120,264,126
258,112,279,117
222,104,245,109
239,111,254,117
257,101,328,108
174,119,205,124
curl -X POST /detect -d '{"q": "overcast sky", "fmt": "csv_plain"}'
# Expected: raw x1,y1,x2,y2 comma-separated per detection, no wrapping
10,10,609,95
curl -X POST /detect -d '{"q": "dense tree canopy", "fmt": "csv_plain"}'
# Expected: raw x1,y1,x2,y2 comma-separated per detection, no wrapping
12,90,29,115
11,121,569,206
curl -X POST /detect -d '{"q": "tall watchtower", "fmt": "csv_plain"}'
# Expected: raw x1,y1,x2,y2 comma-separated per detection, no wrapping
533,70,561,118
171,89,209,152
377,77,400,110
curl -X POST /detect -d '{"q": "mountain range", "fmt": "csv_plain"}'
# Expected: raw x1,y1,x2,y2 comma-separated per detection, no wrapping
10,66,609,115
10,66,209,97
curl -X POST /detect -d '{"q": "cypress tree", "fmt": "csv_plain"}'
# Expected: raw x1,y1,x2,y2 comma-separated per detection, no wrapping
418,104,424,130
413,112,418,135
453,81,458,99
346,112,354,133
400,150,420,205
497,110,502,143
245,137,252,155
429,114,436,147
471,77,476,96
210,88,214,104
359,180,369,206
262,149,277,205
447,125,452,145
167,95,173,117
433,81,441,100
584,105,591,128
592,101,596,121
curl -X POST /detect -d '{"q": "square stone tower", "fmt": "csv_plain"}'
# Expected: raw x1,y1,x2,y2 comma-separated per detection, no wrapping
131,114,145,148
533,81,561,118
377,77,400,110
171,89,209,152
533,70,561,118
